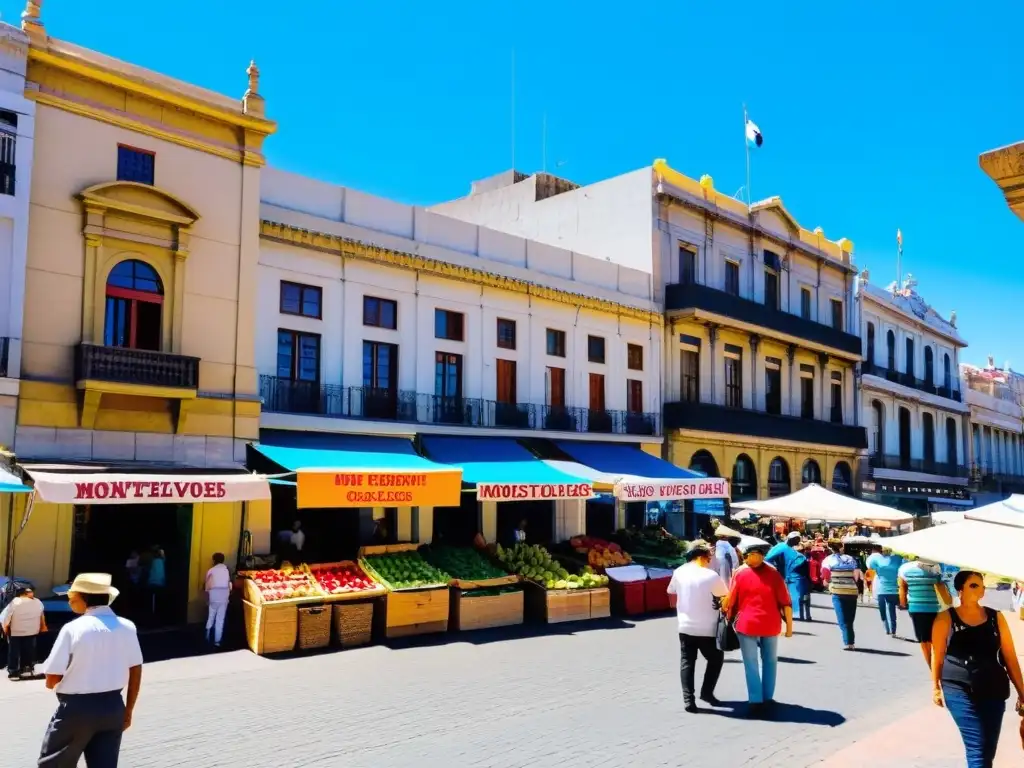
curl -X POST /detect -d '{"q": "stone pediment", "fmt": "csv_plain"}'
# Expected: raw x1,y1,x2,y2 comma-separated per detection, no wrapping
751,197,800,234
78,181,200,226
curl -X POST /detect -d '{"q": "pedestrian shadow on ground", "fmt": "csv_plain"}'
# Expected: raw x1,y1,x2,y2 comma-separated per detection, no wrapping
777,656,816,664
708,701,845,727
851,647,911,657
789,630,815,636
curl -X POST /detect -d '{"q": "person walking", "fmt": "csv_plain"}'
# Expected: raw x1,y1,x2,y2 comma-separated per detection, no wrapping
822,542,862,650
666,540,729,713
866,544,903,637
38,573,143,768
766,532,812,621
727,541,793,716
1,586,47,679
712,531,740,586
204,553,232,648
931,570,1024,768
899,557,952,668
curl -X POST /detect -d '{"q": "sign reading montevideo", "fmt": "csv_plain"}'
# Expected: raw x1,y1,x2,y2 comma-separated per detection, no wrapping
615,478,730,502
297,468,463,509
476,482,594,501
27,472,272,505
75,479,230,501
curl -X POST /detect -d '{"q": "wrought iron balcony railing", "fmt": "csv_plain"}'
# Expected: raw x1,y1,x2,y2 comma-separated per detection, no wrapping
861,361,962,402
75,344,200,390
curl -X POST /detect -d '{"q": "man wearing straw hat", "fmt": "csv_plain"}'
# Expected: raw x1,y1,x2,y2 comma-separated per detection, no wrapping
37,573,143,767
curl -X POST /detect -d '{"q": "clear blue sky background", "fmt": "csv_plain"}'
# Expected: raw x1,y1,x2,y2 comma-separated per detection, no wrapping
9,0,1024,367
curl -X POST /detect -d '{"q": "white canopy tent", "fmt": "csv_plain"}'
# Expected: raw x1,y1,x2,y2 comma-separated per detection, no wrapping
964,494,1024,527
729,483,913,525
885,514,1024,582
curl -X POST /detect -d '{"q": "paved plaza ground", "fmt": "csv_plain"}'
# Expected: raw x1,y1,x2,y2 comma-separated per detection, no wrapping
0,592,1021,767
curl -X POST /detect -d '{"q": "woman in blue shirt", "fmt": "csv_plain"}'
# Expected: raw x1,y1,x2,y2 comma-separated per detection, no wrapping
866,544,903,637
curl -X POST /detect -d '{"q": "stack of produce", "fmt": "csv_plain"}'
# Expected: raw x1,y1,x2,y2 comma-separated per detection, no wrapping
569,536,633,570
613,526,688,566
309,563,380,595
424,546,512,582
362,550,450,590
496,543,608,590
248,564,322,601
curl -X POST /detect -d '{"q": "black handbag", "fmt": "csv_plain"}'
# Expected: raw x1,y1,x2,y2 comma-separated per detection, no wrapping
944,609,1011,702
716,611,740,652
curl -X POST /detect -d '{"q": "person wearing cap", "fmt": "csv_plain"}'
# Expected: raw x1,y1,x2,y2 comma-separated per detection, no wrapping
712,528,741,586
727,541,793,715
667,540,729,713
1,585,47,679
765,532,812,622
38,573,143,767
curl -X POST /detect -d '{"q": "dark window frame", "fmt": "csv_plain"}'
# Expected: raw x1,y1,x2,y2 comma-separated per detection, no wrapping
547,328,567,358
679,245,697,284
765,366,782,415
830,298,843,331
280,281,323,320
496,318,516,350
587,335,606,364
724,261,740,296
800,288,812,320
764,268,780,311
104,260,164,351
116,144,155,185
435,309,465,341
627,343,643,371
724,356,742,408
680,349,700,403
362,295,397,329
800,375,815,419
277,328,321,383
627,379,643,413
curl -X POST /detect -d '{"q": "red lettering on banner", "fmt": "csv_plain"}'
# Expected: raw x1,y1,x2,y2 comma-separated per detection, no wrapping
175,482,190,497
216,482,226,498
75,483,94,500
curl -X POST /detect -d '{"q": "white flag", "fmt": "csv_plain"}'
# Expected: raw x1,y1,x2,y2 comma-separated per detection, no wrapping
745,119,763,148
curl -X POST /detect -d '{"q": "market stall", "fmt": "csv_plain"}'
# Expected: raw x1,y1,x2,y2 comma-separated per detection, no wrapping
358,544,452,638
424,546,523,631
496,542,610,623
885,514,1024,582
730,483,913,526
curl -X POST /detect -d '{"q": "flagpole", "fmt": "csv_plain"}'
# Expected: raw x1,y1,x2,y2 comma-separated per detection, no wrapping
743,104,751,208
897,229,903,288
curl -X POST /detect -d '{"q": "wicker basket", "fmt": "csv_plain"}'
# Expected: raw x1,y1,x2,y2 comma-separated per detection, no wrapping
297,605,332,650
242,599,297,655
332,601,374,648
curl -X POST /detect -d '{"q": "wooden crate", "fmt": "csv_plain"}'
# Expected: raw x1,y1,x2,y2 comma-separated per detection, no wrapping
452,588,523,631
242,599,297,655
332,600,376,648
308,561,388,602
589,586,611,618
383,587,449,638
297,605,332,650
523,582,590,624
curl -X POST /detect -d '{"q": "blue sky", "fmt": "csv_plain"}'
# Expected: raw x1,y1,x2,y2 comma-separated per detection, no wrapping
10,0,1024,367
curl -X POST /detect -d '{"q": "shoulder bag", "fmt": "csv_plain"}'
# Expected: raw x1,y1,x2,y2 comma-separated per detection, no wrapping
943,608,1010,702
714,595,739,652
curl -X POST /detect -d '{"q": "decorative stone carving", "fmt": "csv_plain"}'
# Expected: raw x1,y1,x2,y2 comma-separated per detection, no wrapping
242,60,265,117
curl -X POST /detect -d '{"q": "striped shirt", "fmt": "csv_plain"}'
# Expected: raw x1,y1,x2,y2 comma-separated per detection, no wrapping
898,561,944,613
822,553,861,596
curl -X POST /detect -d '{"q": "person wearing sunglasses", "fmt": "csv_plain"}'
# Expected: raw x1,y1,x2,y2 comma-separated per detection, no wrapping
931,570,1024,768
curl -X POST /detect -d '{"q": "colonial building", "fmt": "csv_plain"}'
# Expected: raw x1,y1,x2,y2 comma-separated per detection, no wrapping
432,162,867,504
253,167,670,555
961,358,1024,503
2,3,276,623
855,272,970,515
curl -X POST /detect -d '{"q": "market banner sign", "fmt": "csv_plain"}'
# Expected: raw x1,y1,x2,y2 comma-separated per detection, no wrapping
28,472,271,504
476,482,594,502
297,469,463,509
615,477,730,502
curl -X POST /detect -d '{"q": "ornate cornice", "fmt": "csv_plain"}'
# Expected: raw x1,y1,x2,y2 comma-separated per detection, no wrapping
260,220,663,325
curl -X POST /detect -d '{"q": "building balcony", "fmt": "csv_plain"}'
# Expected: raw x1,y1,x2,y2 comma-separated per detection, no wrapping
665,281,861,357
869,454,968,478
259,375,661,437
662,399,867,449
862,362,962,402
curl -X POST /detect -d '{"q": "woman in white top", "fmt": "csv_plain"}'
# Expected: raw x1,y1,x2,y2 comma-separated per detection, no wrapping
204,553,232,647
1,586,47,679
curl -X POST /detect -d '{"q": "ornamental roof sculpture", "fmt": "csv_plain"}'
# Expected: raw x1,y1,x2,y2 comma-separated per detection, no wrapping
860,271,965,345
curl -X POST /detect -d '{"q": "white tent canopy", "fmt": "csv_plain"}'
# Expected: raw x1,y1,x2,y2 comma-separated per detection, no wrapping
885,518,1024,582
965,494,1024,527
729,483,913,525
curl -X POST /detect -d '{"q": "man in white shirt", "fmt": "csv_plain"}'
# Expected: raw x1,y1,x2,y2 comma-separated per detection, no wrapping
289,520,306,562
38,573,143,768
2,586,47,679
667,540,729,713
205,552,232,647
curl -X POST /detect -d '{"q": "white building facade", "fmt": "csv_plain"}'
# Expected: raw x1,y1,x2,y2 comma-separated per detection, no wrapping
856,273,971,514
961,359,1024,504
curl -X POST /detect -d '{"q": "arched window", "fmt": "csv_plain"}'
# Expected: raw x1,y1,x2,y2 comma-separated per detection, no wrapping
801,459,821,486
832,462,852,495
943,353,952,389
866,323,875,365
104,260,163,350
871,400,885,457
924,347,934,386
886,330,896,370
923,412,935,467
898,407,912,467
768,457,790,497
905,338,915,379
946,417,958,467
689,450,720,478
731,454,757,502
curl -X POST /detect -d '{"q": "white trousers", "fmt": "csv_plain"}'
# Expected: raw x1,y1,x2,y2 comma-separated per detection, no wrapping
206,591,229,644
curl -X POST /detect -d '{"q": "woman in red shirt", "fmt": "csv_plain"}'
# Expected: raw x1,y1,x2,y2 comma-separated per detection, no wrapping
728,542,793,714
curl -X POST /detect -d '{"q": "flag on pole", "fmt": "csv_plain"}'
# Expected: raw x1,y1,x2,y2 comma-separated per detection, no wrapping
745,119,763,148
896,228,903,251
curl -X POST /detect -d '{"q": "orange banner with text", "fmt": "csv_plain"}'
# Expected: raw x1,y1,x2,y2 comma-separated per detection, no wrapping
296,469,464,509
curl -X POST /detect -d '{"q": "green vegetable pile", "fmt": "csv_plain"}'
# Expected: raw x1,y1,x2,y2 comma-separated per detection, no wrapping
424,546,510,581
614,526,688,558
363,550,450,590
496,542,608,590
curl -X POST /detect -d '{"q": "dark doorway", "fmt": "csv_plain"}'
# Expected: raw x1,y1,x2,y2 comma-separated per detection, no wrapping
496,500,554,546
433,492,479,547
585,499,616,539
898,407,912,468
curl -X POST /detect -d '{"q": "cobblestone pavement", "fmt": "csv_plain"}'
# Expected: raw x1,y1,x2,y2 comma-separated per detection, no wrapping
0,593,1020,768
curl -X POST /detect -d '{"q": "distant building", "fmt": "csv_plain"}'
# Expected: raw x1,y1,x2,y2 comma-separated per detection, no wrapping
961,358,1024,503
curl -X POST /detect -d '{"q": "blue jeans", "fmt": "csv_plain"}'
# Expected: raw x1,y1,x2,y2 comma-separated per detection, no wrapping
737,632,778,704
942,683,1005,768
788,582,811,621
831,595,857,645
877,593,898,634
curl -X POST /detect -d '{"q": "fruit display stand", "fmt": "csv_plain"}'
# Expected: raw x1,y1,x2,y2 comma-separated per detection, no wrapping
240,565,325,655
358,545,451,639
497,543,610,624
308,562,388,649
424,546,523,632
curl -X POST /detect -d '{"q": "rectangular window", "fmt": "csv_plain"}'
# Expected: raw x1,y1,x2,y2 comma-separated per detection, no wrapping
496,318,516,350
362,341,398,391
547,366,565,407
765,366,782,415
588,335,605,364
277,330,320,382
680,350,699,403
800,288,812,320
363,296,397,329
830,381,843,424
279,281,322,320
725,261,740,296
679,245,696,284
724,358,742,408
589,372,606,411
627,380,643,413
116,145,155,185
435,309,464,341
830,299,843,330
547,328,566,357
434,352,463,398
800,376,815,419
764,269,779,311
496,359,517,404
627,343,643,371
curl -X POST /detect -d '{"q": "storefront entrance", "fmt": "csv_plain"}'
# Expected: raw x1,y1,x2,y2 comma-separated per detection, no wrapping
70,503,193,628
496,500,554,546
433,492,479,546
